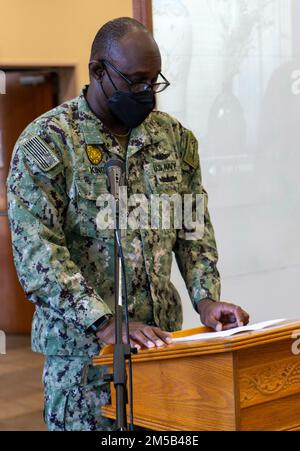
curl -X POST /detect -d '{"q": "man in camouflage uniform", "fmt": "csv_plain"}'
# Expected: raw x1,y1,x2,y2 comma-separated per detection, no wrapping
6,17,249,431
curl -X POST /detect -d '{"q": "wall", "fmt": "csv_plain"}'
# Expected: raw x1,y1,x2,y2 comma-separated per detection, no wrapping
153,0,300,328
0,0,132,94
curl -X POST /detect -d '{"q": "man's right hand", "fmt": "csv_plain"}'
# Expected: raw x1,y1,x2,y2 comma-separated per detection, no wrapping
96,319,173,350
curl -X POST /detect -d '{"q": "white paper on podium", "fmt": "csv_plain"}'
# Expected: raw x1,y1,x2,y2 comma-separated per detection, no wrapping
172,319,287,343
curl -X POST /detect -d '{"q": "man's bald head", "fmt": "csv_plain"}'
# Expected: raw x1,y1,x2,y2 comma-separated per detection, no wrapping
86,17,161,133
90,17,149,61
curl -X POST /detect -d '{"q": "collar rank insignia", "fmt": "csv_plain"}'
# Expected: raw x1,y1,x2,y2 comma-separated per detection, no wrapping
86,145,103,165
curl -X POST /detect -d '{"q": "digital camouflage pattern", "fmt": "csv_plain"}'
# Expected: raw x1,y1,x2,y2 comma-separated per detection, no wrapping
7,85,220,355
43,356,114,431
6,85,220,430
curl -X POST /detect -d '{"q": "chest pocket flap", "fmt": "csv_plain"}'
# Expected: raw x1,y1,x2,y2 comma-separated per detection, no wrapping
75,170,108,200
75,169,111,238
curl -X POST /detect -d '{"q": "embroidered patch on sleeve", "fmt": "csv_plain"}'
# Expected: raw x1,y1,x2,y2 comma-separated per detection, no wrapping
182,132,199,169
183,144,198,169
22,135,60,172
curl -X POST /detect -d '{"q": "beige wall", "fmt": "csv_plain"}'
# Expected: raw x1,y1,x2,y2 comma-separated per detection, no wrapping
0,0,132,95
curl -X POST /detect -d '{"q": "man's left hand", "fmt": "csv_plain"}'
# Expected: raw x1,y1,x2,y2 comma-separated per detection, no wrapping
197,299,250,332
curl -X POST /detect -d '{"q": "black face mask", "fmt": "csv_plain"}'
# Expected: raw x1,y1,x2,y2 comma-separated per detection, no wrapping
100,74,155,129
107,90,155,129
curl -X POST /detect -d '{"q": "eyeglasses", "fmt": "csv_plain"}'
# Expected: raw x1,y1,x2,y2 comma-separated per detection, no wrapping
100,58,170,94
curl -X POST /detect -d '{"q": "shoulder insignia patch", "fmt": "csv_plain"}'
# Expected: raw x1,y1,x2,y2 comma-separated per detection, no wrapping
183,143,198,169
22,136,60,172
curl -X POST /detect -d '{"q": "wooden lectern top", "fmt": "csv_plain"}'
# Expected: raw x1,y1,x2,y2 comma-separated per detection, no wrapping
93,318,300,365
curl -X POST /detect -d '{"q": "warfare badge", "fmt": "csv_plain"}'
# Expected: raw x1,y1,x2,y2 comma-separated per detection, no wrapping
86,145,103,165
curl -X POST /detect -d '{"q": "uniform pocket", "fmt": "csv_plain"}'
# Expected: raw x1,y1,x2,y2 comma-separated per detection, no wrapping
64,383,113,431
75,169,112,238
43,386,70,431
43,356,90,431
75,170,108,200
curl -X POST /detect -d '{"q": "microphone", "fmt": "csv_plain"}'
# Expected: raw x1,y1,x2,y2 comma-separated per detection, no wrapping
104,159,125,199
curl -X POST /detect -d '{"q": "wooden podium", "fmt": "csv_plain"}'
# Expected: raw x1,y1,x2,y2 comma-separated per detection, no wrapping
93,319,300,431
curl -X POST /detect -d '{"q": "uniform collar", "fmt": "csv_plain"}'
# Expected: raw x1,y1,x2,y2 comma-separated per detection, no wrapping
77,85,105,144
77,85,161,158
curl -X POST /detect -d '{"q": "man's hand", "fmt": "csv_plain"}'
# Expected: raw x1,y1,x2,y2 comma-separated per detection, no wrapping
96,318,173,350
197,299,250,332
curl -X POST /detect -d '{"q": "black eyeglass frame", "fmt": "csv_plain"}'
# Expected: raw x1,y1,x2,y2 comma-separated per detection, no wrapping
100,58,170,94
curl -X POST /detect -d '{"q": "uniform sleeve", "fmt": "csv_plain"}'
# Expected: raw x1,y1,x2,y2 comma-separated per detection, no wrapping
173,128,221,311
6,133,112,333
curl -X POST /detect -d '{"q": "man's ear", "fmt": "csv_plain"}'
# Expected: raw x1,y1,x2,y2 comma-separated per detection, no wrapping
88,60,105,81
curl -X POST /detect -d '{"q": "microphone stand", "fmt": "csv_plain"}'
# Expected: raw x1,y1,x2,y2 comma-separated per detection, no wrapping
113,209,130,431
104,160,137,431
